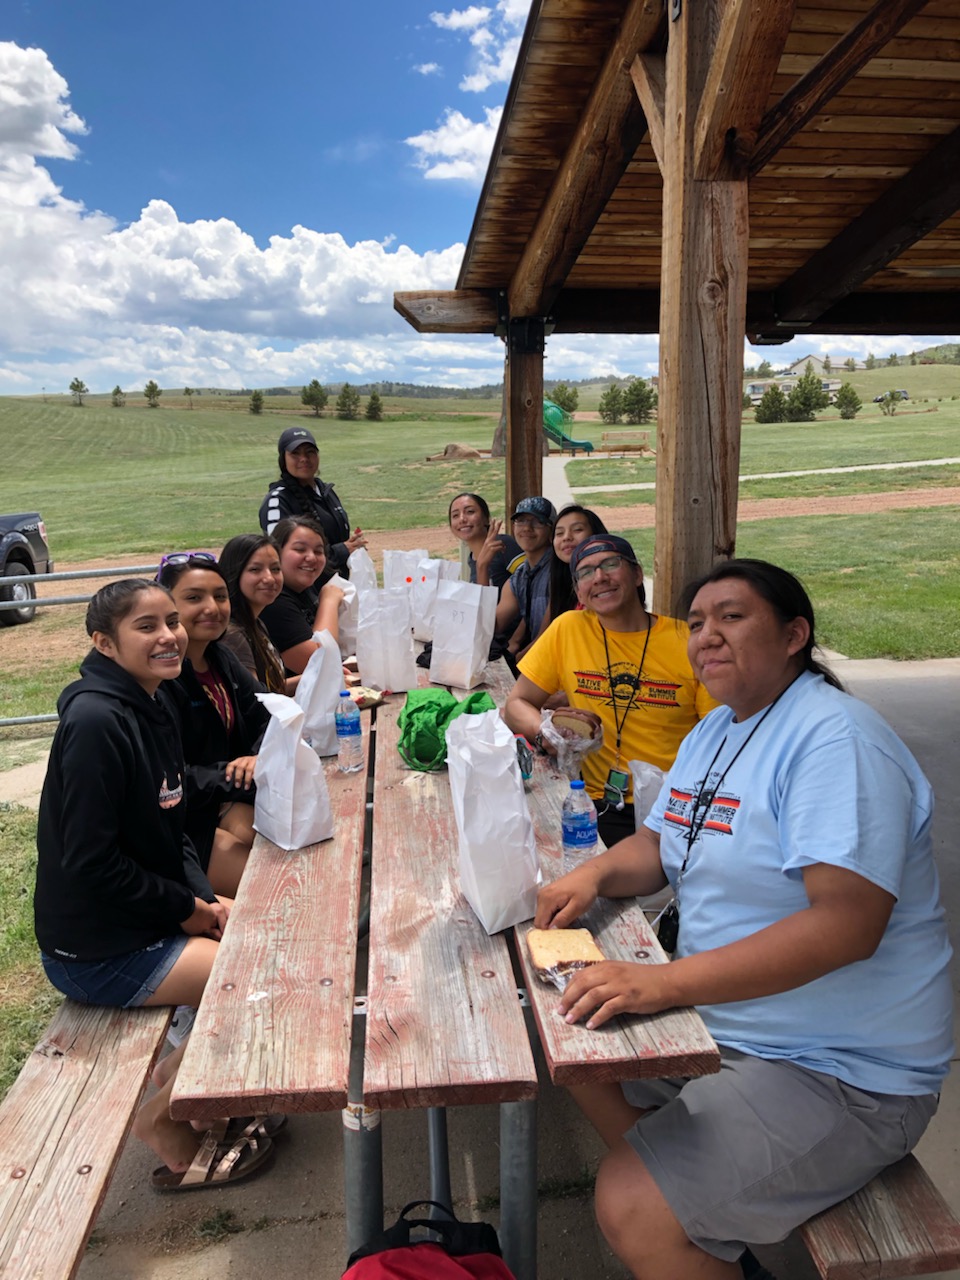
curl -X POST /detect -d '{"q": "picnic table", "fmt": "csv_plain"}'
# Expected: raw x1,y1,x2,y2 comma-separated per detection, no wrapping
170,660,719,1280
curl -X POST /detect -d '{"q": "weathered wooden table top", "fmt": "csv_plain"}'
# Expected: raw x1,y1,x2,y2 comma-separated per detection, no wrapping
170,720,370,1122
518,753,719,1085
362,681,538,1110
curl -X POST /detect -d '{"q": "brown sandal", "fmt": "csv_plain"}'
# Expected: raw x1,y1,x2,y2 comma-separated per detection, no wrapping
151,1128,275,1192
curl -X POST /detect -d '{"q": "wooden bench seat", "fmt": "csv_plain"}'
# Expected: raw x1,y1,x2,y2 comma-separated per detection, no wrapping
799,1153,960,1280
600,430,654,453
0,999,170,1279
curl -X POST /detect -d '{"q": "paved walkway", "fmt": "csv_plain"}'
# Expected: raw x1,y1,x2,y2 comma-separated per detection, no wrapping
552,454,960,496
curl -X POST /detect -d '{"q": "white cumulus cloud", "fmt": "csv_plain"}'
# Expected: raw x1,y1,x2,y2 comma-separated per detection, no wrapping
430,6,492,31
405,106,502,183
414,62,441,75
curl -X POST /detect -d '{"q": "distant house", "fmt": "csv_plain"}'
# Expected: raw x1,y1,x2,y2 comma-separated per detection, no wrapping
783,354,864,376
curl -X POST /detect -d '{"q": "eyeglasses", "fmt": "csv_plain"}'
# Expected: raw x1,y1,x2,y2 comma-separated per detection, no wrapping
156,551,218,581
573,554,632,584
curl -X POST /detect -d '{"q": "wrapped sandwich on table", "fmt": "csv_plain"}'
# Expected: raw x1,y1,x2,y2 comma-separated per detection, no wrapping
527,927,605,993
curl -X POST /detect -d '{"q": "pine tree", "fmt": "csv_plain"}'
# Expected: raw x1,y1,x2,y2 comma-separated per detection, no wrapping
754,384,789,423
887,352,900,367
250,389,264,414
69,377,88,406
111,385,125,408
786,361,829,421
822,355,832,374
365,389,383,420
622,378,657,423
301,379,328,416
184,386,194,408
144,380,162,408
834,383,862,420
336,383,361,420
598,382,624,424
865,352,877,370
844,357,857,373
550,382,579,414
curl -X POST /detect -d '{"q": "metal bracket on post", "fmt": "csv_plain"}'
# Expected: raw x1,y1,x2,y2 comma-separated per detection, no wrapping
507,317,545,357
495,289,509,339
671,0,681,19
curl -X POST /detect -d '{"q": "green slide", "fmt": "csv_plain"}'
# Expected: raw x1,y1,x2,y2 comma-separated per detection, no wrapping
542,399,594,454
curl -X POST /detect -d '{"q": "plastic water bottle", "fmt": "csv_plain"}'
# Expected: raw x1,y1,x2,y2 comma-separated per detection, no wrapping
335,692,363,773
562,779,598,872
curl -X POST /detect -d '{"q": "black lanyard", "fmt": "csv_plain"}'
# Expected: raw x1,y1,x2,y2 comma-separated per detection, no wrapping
600,614,651,765
676,674,800,903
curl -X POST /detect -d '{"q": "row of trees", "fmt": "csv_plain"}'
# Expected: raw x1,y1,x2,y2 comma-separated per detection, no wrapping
597,378,658,424
752,364,863,422
300,380,383,420
70,378,165,408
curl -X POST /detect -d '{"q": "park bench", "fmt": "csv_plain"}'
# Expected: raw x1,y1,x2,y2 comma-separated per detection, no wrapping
600,430,655,453
798,1152,960,1280
0,999,171,1279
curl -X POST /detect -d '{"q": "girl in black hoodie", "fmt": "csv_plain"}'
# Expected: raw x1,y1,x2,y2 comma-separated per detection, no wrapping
35,579,275,1190
157,554,270,897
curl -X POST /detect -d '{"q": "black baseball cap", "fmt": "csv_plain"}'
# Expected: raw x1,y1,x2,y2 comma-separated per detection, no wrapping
278,427,318,454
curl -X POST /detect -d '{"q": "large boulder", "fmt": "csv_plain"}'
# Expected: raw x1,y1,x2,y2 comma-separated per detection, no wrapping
426,442,483,461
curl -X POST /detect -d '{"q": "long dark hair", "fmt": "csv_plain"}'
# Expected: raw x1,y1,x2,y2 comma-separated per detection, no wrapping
678,558,844,690
219,534,285,692
549,505,609,620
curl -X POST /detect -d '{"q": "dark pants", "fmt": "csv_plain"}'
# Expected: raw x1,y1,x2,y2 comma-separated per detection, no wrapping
597,802,636,850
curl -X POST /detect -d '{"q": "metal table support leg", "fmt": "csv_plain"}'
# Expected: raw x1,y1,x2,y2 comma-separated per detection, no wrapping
499,1097,538,1280
427,1107,453,1214
343,996,383,1254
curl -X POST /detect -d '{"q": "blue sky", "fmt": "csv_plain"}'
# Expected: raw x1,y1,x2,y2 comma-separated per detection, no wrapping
1,1,955,394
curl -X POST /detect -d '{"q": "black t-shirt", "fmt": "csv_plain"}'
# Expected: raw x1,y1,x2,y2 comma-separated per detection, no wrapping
260,586,318,671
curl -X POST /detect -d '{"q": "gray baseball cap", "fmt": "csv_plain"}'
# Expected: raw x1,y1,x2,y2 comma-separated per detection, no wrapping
510,496,557,525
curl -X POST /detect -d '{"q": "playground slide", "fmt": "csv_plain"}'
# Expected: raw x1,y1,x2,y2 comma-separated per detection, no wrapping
542,399,594,454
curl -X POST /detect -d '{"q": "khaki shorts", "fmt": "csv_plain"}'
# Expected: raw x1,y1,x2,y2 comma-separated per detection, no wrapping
621,1048,938,1262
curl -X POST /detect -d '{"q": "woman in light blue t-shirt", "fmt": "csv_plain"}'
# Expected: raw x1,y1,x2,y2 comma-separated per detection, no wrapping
535,559,952,1280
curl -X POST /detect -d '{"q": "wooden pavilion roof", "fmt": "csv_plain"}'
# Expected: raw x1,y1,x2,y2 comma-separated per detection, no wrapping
397,0,960,342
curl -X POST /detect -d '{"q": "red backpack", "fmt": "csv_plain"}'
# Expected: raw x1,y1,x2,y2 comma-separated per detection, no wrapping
342,1201,517,1280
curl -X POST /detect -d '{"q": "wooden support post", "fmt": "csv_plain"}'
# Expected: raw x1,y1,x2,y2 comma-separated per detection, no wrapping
505,318,545,518
653,0,748,614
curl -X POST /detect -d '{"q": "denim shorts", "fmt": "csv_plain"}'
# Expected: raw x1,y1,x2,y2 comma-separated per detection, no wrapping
41,935,190,1008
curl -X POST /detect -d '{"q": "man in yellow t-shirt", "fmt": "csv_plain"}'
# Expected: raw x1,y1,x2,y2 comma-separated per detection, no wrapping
504,534,717,847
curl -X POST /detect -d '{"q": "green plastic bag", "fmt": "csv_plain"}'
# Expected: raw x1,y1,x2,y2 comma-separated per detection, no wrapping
396,689,496,772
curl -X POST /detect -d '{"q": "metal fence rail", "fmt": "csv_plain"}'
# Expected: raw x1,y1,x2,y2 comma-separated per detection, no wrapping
1,564,160,726
0,565,159,612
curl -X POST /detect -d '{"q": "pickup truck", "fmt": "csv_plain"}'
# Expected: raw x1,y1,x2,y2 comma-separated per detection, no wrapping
0,513,54,626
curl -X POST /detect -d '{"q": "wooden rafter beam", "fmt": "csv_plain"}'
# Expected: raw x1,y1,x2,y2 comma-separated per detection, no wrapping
775,123,960,325
693,0,797,180
630,53,665,171
506,0,664,318
751,0,930,176
395,287,960,338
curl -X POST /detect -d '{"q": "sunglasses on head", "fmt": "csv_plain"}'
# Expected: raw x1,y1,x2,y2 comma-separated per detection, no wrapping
156,551,218,580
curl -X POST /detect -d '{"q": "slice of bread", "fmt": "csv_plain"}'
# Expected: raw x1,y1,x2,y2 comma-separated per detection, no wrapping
527,927,604,979
552,710,597,740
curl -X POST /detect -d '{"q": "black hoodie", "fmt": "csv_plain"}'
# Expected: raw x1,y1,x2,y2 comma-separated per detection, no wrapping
35,649,216,962
159,640,269,867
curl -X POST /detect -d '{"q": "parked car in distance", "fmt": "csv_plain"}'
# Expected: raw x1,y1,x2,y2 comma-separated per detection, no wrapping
0,513,53,626
873,389,910,403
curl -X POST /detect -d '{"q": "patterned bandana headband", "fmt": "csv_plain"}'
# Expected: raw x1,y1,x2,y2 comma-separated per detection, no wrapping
569,534,640,579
